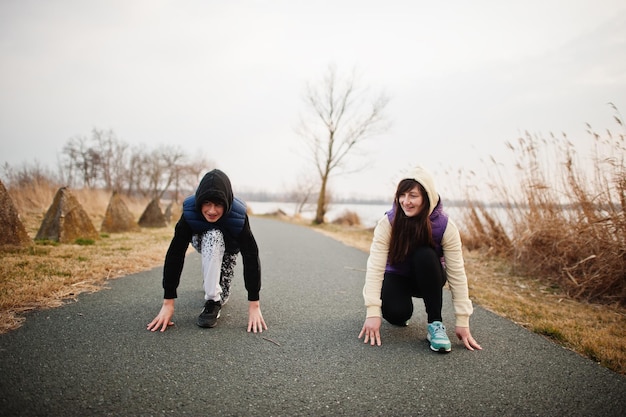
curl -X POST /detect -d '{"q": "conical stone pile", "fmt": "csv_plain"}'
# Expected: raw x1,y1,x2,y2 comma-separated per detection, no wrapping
35,187,99,243
138,198,167,228
101,192,140,233
0,180,31,247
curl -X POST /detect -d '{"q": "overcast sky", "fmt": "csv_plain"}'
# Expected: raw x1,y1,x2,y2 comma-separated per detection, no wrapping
1,0,625,200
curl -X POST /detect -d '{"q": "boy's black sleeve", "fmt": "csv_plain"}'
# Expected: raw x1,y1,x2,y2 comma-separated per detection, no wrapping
163,216,192,299
238,215,261,301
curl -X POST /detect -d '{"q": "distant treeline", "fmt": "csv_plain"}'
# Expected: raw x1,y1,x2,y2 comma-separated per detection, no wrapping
2,128,213,201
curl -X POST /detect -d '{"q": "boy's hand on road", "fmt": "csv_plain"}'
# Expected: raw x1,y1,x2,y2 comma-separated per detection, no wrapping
247,300,268,333
147,299,175,332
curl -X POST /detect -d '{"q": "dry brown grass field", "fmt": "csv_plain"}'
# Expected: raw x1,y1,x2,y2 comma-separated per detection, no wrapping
1,185,625,376
0,187,175,333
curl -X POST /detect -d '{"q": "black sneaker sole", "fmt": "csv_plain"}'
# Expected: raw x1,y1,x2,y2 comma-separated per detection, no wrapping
429,344,452,353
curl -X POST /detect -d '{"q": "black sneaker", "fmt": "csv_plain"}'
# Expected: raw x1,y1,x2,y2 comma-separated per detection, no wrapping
197,300,221,328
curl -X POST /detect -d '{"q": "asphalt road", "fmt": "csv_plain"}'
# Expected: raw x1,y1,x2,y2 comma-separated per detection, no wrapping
1,217,625,417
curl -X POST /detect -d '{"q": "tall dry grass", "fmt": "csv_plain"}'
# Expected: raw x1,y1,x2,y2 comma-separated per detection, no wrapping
458,107,625,307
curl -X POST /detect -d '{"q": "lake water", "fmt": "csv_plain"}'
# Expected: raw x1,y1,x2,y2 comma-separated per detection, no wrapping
246,201,469,229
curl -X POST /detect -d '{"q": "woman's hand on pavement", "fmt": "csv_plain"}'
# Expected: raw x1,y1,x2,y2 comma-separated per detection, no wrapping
358,316,382,346
455,326,482,351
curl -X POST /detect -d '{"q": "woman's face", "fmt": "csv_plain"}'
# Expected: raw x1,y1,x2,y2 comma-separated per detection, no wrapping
201,201,224,223
398,185,424,217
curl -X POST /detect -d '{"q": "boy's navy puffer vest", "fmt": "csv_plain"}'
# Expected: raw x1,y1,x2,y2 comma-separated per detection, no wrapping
182,195,247,238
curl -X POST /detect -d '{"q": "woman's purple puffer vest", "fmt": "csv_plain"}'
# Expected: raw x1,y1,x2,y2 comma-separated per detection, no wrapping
384,198,449,276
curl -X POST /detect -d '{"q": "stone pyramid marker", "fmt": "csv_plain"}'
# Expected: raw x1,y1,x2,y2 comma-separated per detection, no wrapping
35,187,99,243
164,201,173,224
0,180,31,247
138,198,167,228
164,200,181,224
101,192,140,233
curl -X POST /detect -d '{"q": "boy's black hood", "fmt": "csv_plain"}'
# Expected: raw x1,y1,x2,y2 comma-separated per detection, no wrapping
195,169,234,215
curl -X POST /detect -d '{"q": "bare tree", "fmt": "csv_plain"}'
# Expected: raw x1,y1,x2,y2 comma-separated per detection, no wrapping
92,128,128,192
160,146,189,201
178,152,215,200
297,64,390,224
1,160,59,189
289,171,319,217
56,128,215,199
126,146,147,197
142,146,181,199
61,135,101,188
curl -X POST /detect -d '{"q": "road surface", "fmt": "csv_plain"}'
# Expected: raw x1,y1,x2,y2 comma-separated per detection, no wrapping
1,217,625,416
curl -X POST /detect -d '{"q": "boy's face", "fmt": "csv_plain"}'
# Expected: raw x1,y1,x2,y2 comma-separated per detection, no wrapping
201,201,224,223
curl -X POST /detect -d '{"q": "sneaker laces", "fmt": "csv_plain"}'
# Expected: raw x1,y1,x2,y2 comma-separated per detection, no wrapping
431,322,447,339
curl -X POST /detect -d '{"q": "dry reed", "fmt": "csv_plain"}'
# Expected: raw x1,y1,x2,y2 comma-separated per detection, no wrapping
457,109,625,307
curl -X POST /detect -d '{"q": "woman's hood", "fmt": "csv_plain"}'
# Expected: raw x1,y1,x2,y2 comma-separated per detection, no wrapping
195,169,234,214
402,165,439,215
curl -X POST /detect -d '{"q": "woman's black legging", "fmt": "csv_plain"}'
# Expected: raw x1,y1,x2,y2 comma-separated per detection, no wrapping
381,246,446,325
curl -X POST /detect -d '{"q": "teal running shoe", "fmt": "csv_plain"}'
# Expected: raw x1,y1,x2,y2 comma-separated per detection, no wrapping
427,321,452,353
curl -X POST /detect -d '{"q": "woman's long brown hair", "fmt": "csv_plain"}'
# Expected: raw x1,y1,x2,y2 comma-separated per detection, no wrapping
387,179,434,265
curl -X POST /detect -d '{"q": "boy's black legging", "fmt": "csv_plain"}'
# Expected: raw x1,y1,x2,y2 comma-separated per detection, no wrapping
381,246,446,325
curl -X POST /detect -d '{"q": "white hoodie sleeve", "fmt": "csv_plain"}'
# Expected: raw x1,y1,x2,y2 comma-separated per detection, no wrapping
363,215,392,318
441,219,474,327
